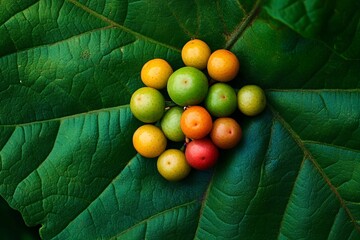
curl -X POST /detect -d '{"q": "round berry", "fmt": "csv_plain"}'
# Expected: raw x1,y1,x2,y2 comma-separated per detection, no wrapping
237,85,266,116
207,49,240,82
181,39,211,70
167,67,209,106
141,58,173,89
130,87,165,123
132,124,167,158
157,149,191,181
180,106,213,140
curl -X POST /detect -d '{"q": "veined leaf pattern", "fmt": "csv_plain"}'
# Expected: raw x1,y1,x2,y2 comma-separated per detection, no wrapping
0,0,359,239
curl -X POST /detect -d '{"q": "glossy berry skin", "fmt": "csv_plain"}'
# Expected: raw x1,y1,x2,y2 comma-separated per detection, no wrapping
237,85,266,116
167,67,209,106
181,39,211,70
210,117,242,149
185,138,219,170
207,49,240,82
132,124,167,158
141,58,173,89
130,87,165,123
157,149,191,181
160,106,185,142
180,106,213,140
204,83,237,117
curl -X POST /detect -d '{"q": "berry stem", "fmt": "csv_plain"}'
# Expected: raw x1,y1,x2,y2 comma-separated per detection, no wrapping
180,144,186,152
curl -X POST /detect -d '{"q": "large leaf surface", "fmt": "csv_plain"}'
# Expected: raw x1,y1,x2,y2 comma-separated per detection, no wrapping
264,0,360,60
0,0,359,239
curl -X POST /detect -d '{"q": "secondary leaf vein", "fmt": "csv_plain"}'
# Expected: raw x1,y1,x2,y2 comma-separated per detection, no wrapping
66,0,180,53
269,104,360,233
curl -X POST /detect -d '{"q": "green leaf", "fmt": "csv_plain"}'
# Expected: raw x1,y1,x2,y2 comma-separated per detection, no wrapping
232,15,360,89
1,0,360,239
264,0,360,60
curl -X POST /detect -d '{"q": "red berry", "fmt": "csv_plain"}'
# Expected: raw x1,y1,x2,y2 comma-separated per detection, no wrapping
185,138,219,170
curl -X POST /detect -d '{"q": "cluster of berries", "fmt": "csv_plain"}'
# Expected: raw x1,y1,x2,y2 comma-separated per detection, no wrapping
130,39,266,181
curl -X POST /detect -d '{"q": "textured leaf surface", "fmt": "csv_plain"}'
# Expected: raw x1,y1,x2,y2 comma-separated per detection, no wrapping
0,0,359,239
264,0,360,60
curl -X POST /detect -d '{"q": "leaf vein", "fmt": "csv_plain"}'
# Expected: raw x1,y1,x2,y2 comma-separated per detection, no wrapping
111,200,199,239
276,155,307,239
0,25,114,59
0,1,40,26
225,0,261,49
269,104,360,233
66,0,180,53
0,104,130,128
303,140,360,154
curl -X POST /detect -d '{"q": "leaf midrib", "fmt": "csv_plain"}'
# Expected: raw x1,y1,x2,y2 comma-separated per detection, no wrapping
0,104,130,128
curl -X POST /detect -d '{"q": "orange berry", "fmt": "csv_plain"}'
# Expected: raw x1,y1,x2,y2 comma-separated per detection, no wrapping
207,49,240,82
132,124,167,158
141,58,173,89
181,39,211,70
180,106,213,139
